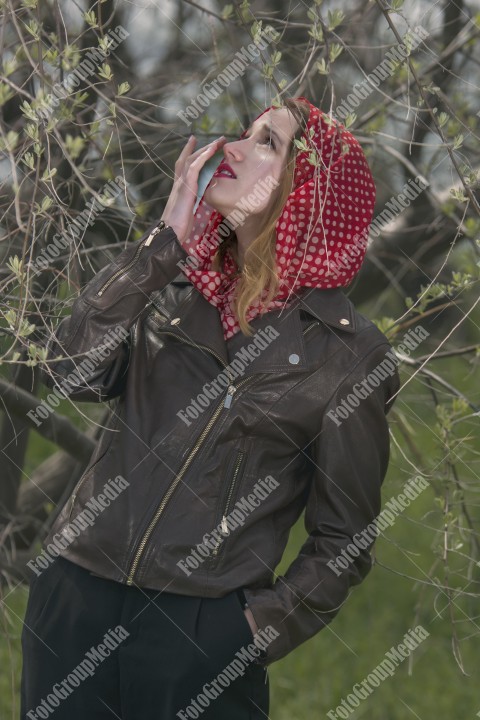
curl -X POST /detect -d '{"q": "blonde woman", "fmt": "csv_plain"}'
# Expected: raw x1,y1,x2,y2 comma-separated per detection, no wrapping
21,97,400,719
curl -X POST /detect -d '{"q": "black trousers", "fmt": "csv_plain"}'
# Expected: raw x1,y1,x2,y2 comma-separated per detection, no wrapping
20,556,269,719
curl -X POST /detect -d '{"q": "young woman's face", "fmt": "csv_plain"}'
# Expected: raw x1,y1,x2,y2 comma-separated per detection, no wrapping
204,107,299,219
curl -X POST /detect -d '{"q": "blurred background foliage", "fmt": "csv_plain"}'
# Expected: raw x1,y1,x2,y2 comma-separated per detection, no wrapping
1,0,480,717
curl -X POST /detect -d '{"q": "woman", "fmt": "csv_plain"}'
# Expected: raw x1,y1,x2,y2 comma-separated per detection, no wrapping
21,97,400,719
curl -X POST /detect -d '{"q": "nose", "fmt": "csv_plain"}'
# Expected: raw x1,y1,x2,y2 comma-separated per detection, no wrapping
223,139,244,163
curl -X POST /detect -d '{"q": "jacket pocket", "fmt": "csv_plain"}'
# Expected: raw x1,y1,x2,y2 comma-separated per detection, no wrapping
209,447,248,565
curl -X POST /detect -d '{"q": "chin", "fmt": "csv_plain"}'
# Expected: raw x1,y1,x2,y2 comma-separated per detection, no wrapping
203,186,232,217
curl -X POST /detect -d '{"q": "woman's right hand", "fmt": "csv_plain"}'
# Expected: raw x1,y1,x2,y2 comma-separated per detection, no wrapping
161,135,227,246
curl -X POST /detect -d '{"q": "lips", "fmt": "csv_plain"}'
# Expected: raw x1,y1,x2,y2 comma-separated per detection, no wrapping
213,161,237,179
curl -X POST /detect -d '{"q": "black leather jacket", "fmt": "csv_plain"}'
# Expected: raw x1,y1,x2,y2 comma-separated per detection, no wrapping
39,220,400,667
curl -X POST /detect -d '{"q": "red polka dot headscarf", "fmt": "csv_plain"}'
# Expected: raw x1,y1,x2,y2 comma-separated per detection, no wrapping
181,97,376,340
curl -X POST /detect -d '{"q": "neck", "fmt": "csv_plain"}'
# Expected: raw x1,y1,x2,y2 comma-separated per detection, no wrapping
234,219,258,271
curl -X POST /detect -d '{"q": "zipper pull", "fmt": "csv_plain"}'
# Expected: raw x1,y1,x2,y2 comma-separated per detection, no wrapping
224,385,235,408
221,516,230,535
144,220,170,247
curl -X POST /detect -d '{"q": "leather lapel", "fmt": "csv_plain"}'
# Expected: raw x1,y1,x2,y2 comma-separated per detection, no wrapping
149,280,356,378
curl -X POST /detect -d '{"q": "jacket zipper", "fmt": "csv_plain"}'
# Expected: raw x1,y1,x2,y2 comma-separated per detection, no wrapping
64,315,318,580
303,320,319,335
125,318,320,583
96,221,166,297
210,449,246,559
125,373,259,585
149,324,245,409
211,320,319,561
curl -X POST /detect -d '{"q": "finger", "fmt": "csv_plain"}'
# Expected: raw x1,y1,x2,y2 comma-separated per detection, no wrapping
187,138,226,174
187,136,226,163
174,135,197,178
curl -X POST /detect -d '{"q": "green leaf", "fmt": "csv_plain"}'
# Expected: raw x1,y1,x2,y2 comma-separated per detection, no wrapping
2,58,18,76
438,112,449,128
19,319,36,338
36,196,53,213
344,112,356,128
452,134,464,150
239,0,253,21
4,309,17,327
24,19,40,39
373,316,397,335
294,138,308,153
315,58,328,75
41,167,57,182
83,9,98,28
327,9,345,31
0,130,19,152
329,43,343,62
99,36,114,54
98,63,113,81
20,100,38,121
449,187,468,202
65,134,85,159
22,152,35,170
308,26,324,42
117,82,130,96
0,82,14,107
6,255,24,280
222,4,234,19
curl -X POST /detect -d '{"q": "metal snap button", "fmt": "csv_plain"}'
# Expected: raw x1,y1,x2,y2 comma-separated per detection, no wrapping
339,318,350,325
170,318,181,325
289,353,300,364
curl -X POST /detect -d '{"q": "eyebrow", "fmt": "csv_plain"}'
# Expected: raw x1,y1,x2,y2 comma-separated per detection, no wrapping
245,122,283,145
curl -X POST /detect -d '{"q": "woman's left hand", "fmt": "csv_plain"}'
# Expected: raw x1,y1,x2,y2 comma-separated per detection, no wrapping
244,606,259,637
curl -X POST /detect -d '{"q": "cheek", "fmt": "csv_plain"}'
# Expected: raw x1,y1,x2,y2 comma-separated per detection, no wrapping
252,152,282,183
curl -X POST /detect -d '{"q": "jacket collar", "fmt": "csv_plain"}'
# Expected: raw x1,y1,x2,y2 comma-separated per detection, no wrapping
150,278,357,378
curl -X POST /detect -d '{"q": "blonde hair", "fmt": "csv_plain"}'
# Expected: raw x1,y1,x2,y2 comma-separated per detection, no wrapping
212,98,310,336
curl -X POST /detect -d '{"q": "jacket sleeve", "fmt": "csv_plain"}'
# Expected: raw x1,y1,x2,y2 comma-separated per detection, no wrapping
243,341,401,667
40,223,189,402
